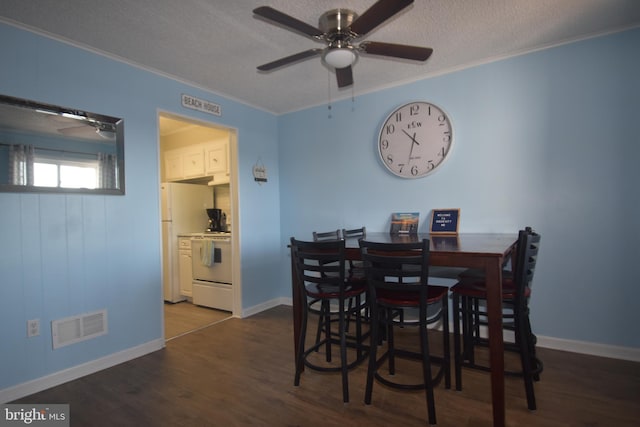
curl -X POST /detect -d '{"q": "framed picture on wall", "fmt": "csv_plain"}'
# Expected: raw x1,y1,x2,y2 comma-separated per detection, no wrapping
430,209,460,234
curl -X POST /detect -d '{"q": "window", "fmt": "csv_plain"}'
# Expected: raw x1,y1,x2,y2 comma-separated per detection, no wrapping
33,156,99,189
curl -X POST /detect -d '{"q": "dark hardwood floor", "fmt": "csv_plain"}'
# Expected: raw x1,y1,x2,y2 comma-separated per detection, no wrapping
13,305,640,426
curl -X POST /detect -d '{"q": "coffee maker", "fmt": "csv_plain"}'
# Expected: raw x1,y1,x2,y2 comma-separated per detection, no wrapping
206,208,223,232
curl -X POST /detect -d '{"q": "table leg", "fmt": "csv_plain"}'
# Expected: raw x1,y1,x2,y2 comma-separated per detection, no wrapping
485,258,505,427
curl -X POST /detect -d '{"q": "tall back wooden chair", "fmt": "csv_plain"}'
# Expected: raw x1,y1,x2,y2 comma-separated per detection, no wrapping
451,227,542,410
290,237,368,403
360,239,450,425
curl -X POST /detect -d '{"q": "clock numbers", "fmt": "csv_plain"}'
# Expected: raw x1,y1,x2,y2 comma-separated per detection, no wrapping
385,153,394,165
385,123,395,134
410,104,420,115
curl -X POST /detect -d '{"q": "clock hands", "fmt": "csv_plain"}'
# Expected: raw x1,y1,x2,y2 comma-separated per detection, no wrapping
402,129,420,163
402,129,420,146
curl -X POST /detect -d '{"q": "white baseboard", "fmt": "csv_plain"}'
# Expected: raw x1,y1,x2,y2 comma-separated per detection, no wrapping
537,335,640,362
241,297,291,318
447,321,640,362
0,338,164,404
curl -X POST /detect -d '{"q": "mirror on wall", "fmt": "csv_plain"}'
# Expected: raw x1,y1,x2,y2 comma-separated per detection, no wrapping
0,94,125,195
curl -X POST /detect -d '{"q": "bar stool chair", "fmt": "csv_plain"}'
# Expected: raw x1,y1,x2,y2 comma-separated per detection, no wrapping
360,239,450,425
451,227,542,410
290,237,368,403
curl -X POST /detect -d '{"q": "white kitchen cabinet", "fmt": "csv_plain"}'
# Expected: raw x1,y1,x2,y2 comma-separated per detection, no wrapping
178,237,193,297
204,141,228,175
182,145,205,178
164,149,184,181
164,145,205,181
164,140,229,182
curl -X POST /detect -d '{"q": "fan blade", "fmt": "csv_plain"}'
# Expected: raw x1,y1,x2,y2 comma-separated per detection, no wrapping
58,125,90,136
257,49,323,71
336,66,353,88
350,0,413,37
360,42,433,61
253,6,323,38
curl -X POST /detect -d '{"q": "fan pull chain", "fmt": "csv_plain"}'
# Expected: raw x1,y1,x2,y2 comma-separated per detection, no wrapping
327,69,332,119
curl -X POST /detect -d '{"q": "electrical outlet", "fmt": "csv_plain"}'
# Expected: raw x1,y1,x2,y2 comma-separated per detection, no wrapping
27,319,40,337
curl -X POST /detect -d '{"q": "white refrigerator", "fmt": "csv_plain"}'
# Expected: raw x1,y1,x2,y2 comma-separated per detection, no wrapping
161,182,213,302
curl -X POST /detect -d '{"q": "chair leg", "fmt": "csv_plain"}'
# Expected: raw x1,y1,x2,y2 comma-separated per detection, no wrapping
462,296,476,365
355,295,364,360
387,307,396,376
420,307,437,426
295,299,310,387
524,312,542,381
345,296,354,332
364,304,379,405
339,298,349,403
314,303,323,352
452,292,463,391
515,309,537,410
323,300,332,362
441,295,451,389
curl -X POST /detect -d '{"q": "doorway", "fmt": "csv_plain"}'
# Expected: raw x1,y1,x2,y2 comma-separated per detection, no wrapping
158,111,240,339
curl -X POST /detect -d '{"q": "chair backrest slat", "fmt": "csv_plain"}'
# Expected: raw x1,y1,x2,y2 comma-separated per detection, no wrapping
360,239,430,293
312,229,342,241
342,227,366,239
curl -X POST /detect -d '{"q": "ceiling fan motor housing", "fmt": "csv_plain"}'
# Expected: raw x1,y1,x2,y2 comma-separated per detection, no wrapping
319,9,358,46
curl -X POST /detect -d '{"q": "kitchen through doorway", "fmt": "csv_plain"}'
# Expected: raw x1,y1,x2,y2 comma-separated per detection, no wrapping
158,111,239,339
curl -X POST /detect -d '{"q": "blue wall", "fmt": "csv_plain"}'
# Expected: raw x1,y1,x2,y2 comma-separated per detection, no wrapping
1,19,639,396
0,22,282,391
278,28,640,348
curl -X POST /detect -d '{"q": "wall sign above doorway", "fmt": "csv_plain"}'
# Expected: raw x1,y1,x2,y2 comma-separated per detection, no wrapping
181,94,221,116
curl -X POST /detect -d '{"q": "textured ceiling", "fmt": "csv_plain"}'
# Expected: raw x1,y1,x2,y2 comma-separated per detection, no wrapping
1,0,639,114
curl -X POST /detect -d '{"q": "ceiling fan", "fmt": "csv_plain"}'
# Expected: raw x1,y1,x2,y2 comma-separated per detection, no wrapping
253,0,433,88
55,116,115,140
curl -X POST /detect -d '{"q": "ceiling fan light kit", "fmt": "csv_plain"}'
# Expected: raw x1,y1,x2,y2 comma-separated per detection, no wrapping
253,0,432,88
323,48,357,69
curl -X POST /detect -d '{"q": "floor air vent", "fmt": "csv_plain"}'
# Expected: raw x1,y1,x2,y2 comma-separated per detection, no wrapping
51,309,108,349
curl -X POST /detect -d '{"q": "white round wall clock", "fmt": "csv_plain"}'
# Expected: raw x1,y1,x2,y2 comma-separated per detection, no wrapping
378,101,454,178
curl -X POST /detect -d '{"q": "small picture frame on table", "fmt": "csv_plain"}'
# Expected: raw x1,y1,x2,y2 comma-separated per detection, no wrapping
390,212,419,234
430,209,460,234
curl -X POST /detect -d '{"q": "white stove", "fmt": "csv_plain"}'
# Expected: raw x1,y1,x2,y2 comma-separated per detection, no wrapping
190,231,232,312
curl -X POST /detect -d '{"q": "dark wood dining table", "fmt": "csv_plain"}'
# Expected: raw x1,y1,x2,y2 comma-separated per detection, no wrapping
289,232,518,427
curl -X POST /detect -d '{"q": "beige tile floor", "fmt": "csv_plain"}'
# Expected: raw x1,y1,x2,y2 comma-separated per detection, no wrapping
163,301,231,340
